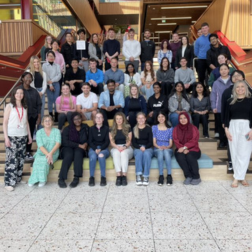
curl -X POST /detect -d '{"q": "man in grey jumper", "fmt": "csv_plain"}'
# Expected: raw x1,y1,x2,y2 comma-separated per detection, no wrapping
174,57,196,93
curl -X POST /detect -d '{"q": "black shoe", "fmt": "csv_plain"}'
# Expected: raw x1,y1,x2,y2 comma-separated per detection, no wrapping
167,175,173,185
116,176,122,186
228,162,233,171
69,177,79,188
58,179,67,188
121,176,127,186
100,176,107,186
157,175,164,186
54,112,58,122
49,112,53,119
89,176,95,186
218,142,227,148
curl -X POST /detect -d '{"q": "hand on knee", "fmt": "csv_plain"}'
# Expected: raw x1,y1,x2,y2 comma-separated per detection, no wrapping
98,153,104,158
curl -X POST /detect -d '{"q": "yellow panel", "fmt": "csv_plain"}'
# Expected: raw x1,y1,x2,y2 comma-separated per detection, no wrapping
99,1,140,15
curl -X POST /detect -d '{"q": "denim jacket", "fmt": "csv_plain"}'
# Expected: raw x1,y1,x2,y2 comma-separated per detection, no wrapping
98,90,125,108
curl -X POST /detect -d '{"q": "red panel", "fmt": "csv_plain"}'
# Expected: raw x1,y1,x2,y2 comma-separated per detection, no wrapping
21,0,32,19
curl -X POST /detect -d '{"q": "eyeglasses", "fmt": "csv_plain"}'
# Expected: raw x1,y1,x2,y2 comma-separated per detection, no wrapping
233,74,242,77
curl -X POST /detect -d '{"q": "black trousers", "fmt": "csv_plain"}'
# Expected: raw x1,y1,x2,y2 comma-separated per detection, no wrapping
192,113,209,137
197,59,209,85
175,150,201,179
26,116,37,153
146,110,160,126
97,61,103,71
58,112,73,130
214,113,218,133
91,83,104,95
160,82,173,97
215,113,227,145
59,147,86,180
100,108,123,126
128,111,139,129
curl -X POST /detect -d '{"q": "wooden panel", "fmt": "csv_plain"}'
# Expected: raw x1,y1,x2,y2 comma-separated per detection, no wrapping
94,0,100,12
99,2,140,15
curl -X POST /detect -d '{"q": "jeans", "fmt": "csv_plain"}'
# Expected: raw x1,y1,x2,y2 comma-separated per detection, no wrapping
47,82,60,113
88,148,110,177
169,112,179,127
154,148,173,175
134,148,153,177
58,112,73,130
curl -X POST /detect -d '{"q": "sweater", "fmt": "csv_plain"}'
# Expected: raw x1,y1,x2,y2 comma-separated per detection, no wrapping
103,39,120,57
170,41,181,62
174,68,196,85
156,69,174,83
140,40,155,62
122,40,141,60
88,125,110,151
208,67,235,87
86,69,104,84
190,96,211,112
132,126,153,149
124,95,147,117
194,34,211,59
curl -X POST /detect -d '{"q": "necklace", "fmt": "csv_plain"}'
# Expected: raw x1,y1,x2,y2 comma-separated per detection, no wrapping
237,97,245,102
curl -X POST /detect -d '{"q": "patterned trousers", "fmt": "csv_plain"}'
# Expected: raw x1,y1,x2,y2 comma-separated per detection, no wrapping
5,136,27,186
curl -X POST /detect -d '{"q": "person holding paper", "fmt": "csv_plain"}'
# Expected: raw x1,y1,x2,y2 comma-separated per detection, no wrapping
76,28,89,72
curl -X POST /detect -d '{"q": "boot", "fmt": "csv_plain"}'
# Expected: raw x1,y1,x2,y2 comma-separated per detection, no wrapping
54,112,58,122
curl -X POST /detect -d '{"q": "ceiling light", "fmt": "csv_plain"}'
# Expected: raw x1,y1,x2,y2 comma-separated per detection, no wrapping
151,17,192,20
161,6,208,9
192,21,196,23
155,31,172,33
157,23,177,26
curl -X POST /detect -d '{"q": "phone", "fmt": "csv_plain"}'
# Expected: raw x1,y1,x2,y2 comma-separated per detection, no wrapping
245,134,250,140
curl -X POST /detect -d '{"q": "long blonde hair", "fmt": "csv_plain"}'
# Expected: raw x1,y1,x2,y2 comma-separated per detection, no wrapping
60,84,74,109
133,112,149,139
44,36,52,48
129,84,140,99
110,112,130,142
230,80,251,105
29,56,43,77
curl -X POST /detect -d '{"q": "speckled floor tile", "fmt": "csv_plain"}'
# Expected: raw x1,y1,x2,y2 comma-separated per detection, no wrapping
191,193,247,213
38,212,100,240
201,212,252,240
151,212,212,240
0,183,35,197
148,193,197,212
0,213,51,240
29,239,93,252
103,192,149,213
30,182,71,196
96,212,153,240
67,182,109,195
147,181,188,194
91,239,155,252
108,181,147,194
57,192,107,213
231,192,252,213
0,239,33,252
216,239,252,252
218,180,252,194
155,240,220,252
0,195,26,213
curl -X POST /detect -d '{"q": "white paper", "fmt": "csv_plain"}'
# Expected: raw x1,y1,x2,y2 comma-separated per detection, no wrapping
76,40,86,50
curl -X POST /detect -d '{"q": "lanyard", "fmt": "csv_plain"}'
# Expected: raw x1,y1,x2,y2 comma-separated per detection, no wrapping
16,106,24,123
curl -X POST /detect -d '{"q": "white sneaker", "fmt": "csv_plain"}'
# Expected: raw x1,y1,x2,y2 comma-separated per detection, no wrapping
143,177,149,186
214,133,219,138
136,175,142,186
38,182,46,187
5,186,14,191
28,183,34,187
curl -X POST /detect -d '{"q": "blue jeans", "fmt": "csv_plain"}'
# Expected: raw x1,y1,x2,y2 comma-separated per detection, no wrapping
36,87,45,129
88,148,110,177
134,148,153,177
154,148,173,175
46,82,60,113
169,112,179,127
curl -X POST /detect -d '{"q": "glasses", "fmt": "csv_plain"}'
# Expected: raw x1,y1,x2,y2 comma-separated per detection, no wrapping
96,117,103,119
233,74,242,77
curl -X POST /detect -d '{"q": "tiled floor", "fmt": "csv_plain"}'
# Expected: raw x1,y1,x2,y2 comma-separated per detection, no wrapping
1,180,252,252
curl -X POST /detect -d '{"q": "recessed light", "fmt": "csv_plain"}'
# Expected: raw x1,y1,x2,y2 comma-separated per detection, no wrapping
153,8,155,10
161,6,208,9
155,31,172,33
157,23,177,26
192,21,196,23
151,17,192,20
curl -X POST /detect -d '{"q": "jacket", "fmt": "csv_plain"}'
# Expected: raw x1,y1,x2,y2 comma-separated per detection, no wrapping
42,62,61,83
98,90,125,108
140,40,155,62
175,45,194,68
208,67,235,87
88,43,104,61
207,44,231,68
124,95,147,117
76,42,89,60
26,70,47,95
88,125,110,151
168,93,190,113
60,42,76,66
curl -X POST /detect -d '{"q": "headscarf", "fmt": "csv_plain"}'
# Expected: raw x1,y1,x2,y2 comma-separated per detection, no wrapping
177,112,193,145
69,112,81,143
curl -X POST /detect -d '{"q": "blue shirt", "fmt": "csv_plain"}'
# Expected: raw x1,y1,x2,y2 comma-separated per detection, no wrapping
85,69,104,84
194,34,211,59
104,68,124,84
152,125,173,147
98,90,125,108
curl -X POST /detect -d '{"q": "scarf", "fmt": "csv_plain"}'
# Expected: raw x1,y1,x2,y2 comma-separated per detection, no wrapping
177,112,193,145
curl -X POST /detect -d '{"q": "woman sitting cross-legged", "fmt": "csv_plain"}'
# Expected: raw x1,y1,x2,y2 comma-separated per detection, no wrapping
56,83,77,131
58,112,89,188
132,112,153,186
173,112,201,185
28,115,61,187
88,111,110,187
124,84,147,129
109,112,133,186
152,111,173,186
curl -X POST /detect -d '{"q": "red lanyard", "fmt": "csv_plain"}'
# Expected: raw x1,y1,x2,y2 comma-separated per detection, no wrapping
16,106,24,123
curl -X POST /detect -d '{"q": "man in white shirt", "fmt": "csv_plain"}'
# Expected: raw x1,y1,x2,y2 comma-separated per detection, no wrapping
76,83,98,122
122,28,141,72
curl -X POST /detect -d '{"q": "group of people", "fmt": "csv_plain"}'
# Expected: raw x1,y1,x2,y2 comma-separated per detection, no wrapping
3,23,252,191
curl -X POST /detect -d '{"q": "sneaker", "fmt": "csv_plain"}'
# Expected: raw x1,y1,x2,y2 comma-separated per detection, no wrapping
136,175,142,186
143,177,149,186
184,177,192,185
157,175,164,186
89,176,95,187
204,135,209,139
38,182,46,187
116,176,122,186
228,162,233,171
28,183,34,187
167,175,173,186
5,186,14,191
25,153,34,160
100,176,107,186
121,176,127,186
214,133,219,138
58,179,67,188
191,178,201,185
69,178,79,188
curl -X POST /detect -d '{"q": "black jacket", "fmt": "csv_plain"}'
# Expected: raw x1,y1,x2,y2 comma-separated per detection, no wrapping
147,94,168,114
88,125,110,151
140,40,155,62
207,44,231,68
175,45,194,68
60,42,76,66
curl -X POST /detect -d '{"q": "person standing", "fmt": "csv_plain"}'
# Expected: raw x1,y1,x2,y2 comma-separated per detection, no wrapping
122,28,141,72
61,32,76,69
76,28,89,72
103,28,120,70
51,40,65,74
41,36,52,61
3,87,32,191
224,81,252,188
157,39,172,65
194,22,211,85
140,29,155,71
170,33,182,70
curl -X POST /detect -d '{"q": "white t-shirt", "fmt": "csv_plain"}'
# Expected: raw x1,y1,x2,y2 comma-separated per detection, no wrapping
76,92,98,109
